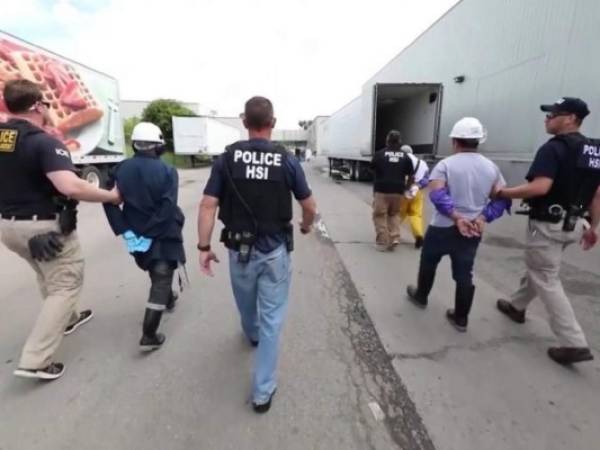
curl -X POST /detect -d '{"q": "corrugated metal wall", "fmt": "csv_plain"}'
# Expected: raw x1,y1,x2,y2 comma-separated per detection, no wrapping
360,0,600,160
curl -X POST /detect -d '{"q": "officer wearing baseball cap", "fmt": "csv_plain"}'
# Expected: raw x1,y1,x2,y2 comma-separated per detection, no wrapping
540,97,590,120
496,97,600,365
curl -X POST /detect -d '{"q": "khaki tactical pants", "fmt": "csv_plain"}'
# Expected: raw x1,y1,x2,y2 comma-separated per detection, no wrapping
0,218,84,369
372,192,403,246
509,219,588,348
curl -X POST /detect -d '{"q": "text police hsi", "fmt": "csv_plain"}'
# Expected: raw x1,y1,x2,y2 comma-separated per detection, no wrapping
234,149,282,180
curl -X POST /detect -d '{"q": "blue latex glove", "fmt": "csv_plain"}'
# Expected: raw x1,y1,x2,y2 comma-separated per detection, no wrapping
122,230,153,253
417,171,430,189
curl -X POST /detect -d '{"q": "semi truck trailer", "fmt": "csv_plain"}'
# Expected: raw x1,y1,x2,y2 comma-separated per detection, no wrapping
322,83,443,180
172,116,241,159
0,30,126,187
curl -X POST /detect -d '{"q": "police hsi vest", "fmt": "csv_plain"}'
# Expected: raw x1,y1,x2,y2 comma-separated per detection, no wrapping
218,141,292,234
0,119,60,216
373,148,411,193
552,133,600,210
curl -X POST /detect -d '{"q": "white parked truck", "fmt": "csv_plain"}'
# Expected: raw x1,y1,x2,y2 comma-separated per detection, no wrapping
0,30,125,187
172,116,241,159
322,83,443,180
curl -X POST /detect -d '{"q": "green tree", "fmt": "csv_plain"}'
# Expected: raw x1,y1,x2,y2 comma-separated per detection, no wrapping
298,120,313,130
141,99,195,151
122,116,141,157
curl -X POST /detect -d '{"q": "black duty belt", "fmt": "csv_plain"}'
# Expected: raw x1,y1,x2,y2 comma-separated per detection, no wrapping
527,204,565,224
0,213,57,221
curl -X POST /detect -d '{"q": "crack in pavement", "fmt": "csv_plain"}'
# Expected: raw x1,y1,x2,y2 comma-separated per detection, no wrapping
315,226,436,450
392,335,555,362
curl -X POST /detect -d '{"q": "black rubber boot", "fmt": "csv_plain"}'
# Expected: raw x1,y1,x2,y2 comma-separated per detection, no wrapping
406,266,436,308
140,309,165,351
446,284,475,331
455,284,475,319
166,290,179,311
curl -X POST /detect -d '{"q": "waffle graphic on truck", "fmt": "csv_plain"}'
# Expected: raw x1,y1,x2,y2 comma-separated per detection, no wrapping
0,38,104,152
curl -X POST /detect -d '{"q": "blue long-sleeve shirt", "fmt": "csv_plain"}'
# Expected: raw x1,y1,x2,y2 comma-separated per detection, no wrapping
103,152,185,269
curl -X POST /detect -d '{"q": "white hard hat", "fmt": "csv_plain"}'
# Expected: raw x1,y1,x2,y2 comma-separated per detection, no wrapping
401,144,413,154
131,122,164,143
449,117,487,143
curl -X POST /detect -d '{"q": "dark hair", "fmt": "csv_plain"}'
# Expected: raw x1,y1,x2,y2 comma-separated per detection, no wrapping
453,138,479,149
244,96,274,130
386,130,402,149
3,79,43,113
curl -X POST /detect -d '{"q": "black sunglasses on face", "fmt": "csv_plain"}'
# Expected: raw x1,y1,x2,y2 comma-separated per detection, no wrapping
545,112,572,120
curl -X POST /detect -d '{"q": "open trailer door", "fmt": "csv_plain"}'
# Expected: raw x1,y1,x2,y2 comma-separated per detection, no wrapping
371,82,443,155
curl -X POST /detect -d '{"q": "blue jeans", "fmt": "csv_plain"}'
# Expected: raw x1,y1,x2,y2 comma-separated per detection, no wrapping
228,244,292,404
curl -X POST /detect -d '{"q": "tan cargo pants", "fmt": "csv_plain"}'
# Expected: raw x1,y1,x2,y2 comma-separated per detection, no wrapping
372,192,403,246
0,218,84,369
509,219,588,348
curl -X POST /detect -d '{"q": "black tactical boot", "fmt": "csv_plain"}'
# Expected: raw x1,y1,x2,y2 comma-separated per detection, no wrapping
140,309,165,351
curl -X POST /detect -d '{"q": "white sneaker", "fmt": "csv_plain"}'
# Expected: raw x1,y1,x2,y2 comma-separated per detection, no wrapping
14,362,65,380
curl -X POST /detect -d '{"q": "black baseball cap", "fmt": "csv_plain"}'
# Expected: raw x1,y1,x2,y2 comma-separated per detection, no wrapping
540,97,590,119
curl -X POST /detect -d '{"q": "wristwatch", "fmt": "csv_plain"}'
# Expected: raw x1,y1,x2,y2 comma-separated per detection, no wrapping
197,244,211,252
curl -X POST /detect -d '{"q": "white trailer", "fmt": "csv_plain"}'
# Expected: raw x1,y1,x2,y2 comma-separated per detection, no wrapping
0,30,125,187
322,83,443,180
172,116,241,159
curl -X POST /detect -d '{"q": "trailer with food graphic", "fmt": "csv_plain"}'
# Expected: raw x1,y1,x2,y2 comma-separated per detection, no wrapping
0,30,125,187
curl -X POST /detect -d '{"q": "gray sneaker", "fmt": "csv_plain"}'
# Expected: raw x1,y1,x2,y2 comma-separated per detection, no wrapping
64,310,94,336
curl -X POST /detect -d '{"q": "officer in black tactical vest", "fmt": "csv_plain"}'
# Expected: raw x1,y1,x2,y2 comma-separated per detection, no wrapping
496,97,600,365
371,130,415,251
197,96,317,413
0,79,121,380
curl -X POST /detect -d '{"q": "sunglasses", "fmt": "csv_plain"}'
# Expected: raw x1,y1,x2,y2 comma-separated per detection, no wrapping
545,112,572,120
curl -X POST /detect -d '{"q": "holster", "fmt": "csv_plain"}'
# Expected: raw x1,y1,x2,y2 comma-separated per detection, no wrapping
54,197,79,235
220,229,257,251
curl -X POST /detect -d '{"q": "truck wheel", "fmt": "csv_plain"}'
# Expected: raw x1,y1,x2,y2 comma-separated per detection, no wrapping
350,161,358,181
357,162,373,181
80,165,103,188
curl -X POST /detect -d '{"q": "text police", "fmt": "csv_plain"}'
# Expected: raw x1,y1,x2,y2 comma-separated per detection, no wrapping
234,148,283,180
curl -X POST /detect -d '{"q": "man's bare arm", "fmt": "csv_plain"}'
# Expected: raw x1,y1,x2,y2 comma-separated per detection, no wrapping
498,177,553,200
588,186,600,230
47,170,120,204
298,195,317,232
197,195,219,246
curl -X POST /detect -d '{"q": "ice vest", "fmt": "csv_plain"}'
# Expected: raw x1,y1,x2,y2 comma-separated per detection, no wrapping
0,119,61,216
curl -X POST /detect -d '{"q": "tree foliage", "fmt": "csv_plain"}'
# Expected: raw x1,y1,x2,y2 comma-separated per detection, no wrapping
298,120,313,130
141,99,195,150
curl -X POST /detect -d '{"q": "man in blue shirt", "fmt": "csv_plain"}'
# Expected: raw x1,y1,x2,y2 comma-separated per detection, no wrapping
104,122,185,352
198,96,317,413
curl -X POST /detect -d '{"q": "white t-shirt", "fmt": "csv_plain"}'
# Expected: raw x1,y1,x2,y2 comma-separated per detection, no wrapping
408,153,429,183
